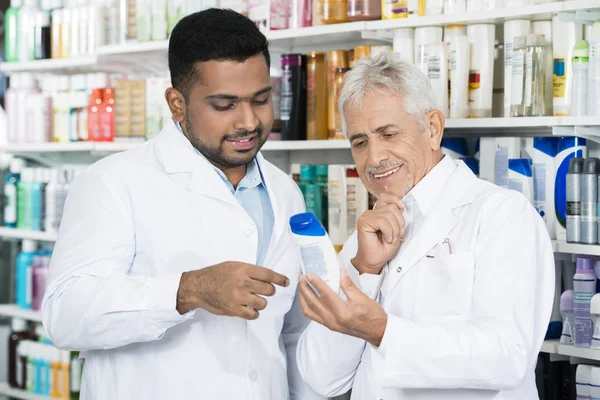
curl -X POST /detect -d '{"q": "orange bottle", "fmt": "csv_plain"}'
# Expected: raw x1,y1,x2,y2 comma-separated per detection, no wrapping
100,88,115,142
87,89,103,142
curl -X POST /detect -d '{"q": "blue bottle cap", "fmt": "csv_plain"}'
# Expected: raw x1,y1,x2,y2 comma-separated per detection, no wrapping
290,212,326,237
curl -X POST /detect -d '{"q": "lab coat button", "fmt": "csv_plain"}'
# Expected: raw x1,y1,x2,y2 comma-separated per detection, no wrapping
245,229,253,238
249,370,258,382
396,266,402,273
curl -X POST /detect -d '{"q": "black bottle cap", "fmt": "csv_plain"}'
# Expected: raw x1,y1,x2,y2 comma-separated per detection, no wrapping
568,157,585,174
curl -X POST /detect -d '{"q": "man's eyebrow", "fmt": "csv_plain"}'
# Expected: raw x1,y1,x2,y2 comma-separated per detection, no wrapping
349,133,368,142
205,86,272,101
374,124,397,134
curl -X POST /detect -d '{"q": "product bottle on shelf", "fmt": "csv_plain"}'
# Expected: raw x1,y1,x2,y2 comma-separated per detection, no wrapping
16,239,37,310
61,5,72,59
27,77,52,144
8,318,34,389
88,87,104,142
6,73,21,144
17,168,33,230
18,0,40,62
4,158,26,228
150,0,167,41
34,9,51,59
17,73,38,143
70,352,82,400
51,8,63,59
571,40,589,117
32,253,50,310
100,87,116,142
30,168,44,231
5,0,22,62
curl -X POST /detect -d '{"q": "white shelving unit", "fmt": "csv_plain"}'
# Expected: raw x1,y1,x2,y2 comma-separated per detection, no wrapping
0,228,57,242
554,241,600,256
0,304,42,323
0,383,49,400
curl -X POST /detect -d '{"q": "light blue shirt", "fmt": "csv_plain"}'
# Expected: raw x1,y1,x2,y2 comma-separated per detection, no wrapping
175,121,274,265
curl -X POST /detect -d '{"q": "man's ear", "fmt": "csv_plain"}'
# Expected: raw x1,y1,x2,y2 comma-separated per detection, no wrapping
165,88,186,123
425,109,445,151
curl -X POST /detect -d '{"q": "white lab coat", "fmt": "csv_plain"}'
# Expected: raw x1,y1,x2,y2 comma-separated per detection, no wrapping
297,158,555,400
42,119,324,400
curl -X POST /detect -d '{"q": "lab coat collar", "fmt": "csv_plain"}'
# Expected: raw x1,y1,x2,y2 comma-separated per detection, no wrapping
386,160,478,294
155,120,285,263
404,155,457,217
155,118,270,208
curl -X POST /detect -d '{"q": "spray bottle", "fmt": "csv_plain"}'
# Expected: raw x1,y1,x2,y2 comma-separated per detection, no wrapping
582,158,599,244
566,157,584,243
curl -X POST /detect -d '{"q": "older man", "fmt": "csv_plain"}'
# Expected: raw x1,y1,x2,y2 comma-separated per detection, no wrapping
296,51,555,400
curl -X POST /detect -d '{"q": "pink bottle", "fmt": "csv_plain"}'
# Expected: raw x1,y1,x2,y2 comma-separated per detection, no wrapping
32,255,49,311
289,0,312,29
270,0,289,30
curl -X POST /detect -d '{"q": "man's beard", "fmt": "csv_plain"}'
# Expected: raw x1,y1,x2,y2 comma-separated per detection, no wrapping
184,117,267,168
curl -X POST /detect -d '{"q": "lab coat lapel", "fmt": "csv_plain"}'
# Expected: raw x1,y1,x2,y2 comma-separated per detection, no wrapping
155,119,240,208
386,163,477,295
256,153,286,263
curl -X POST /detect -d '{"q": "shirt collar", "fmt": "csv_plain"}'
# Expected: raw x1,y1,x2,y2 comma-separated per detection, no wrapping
404,155,457,216
174,119,266,192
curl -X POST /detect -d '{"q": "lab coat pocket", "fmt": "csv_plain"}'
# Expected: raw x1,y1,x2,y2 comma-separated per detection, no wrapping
415,252,475,320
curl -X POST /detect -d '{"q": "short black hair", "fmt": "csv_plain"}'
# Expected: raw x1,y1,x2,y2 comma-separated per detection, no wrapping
168,8,271,98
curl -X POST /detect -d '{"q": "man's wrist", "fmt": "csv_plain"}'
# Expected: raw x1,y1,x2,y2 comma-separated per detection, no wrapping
176,271,201,315
365,313,388,347
351,256,385,275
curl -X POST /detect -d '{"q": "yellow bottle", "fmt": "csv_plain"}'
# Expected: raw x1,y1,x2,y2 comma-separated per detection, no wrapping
61,351,71,400
381,0,408,19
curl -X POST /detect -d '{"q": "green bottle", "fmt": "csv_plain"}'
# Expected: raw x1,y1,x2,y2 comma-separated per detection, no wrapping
5,0,21,62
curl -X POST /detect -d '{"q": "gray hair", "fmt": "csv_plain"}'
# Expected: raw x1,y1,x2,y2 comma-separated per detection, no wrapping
338,51,437,135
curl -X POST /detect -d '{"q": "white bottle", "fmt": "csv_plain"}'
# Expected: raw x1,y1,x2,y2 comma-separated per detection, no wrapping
87,3,105,54
591,367,600,400
345,167,368,240
328,165,348,253
571,40,589,117
392,28,415,64
27,76,51,143
290,212,341,293
18,73,38,144
552,17,583,116
577,364,592,400
588,21,600,117
70,4,80,57
18,0,40,62
105,0,120,45
590,293,600,349
467,24,496,118
427,42,449,117
151,0,167,41
44,169,60,233
504,21,531,118
507,158,533,203
449,35,470,119
78,5,89,55
6,74,21,144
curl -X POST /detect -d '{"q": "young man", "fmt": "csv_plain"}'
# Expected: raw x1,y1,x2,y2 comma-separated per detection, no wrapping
42,9,322,400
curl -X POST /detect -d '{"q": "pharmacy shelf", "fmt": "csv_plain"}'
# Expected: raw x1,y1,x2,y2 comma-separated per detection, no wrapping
0,228,58,242
541,339,559,354
557,344,600,361
0,55,99,74
553,241,600,257
0,304,42,323
95,39,170,56
262,140,350,151
0,142,95,153
0,383,48,400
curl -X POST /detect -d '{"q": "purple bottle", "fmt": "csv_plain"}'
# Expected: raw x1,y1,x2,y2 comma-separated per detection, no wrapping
560,290,574,345
574,257,597,347
31,255,49,311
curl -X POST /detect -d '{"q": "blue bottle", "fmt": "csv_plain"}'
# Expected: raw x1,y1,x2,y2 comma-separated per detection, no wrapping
30,168,44,232
16,240,37,310
4,158,25,228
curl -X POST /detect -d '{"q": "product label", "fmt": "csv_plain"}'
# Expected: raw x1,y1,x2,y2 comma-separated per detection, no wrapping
553,58,566,99
299,243,327,276
280,68,293,121
468,70,481,90
328,181,341,228
567,201,582,216
26,266,32,306
347,182,357,238
450,49,458,71
504,42,514,68
533,163,546,202
382,0,408,19
525,52,533,107
416,45,428,68
561,314,573,345
511,52,525,105
4,182,17,224
306,71,316,122
508,179,523,194
582,202,597,220
494,147,509,188
574,278,596,346
428,54,441,80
